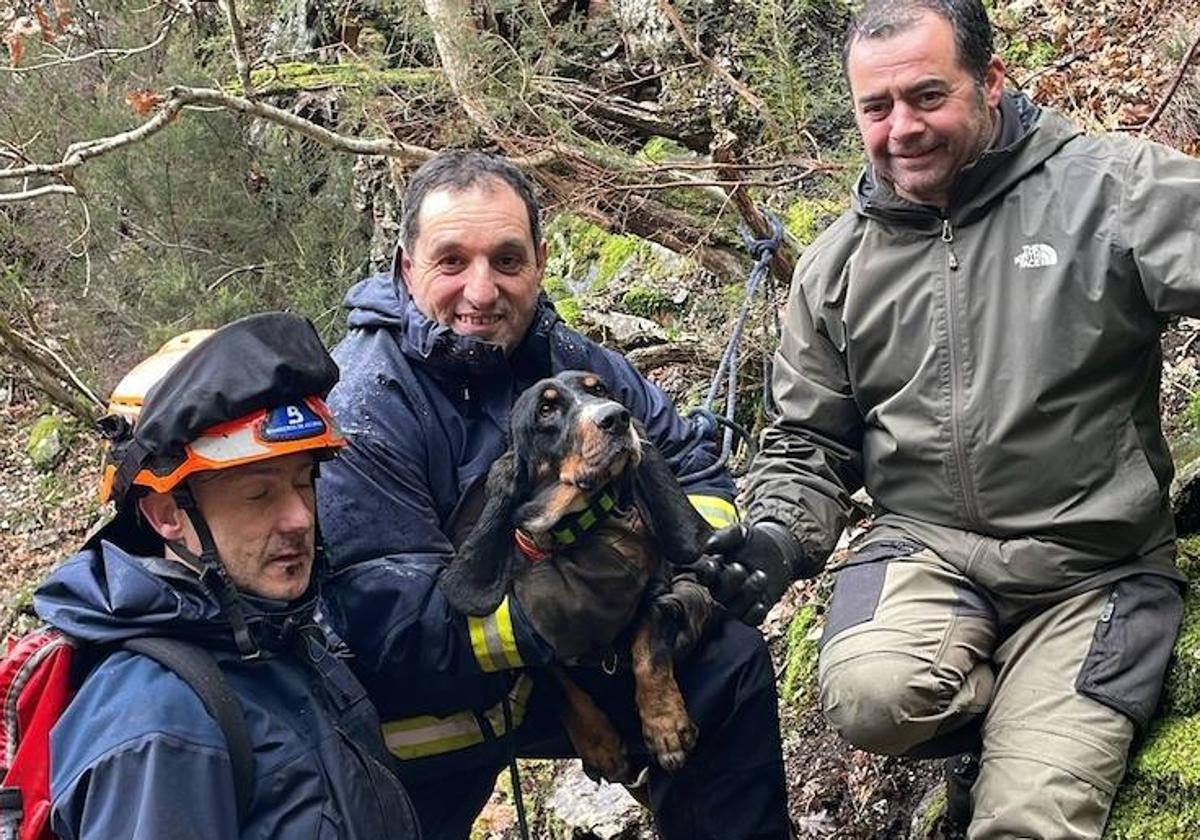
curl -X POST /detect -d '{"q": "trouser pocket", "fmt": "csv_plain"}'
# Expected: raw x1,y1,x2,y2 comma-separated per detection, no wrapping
1075,574,1184,730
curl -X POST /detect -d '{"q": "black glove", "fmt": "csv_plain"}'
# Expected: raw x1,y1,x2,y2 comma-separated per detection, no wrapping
695,521,819,625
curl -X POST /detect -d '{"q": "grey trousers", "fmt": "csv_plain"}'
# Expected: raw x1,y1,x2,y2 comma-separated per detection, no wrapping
817,534,1183,840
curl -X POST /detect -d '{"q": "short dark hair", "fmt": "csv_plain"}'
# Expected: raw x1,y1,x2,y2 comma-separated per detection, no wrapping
843,0,995,83
399,151,543,253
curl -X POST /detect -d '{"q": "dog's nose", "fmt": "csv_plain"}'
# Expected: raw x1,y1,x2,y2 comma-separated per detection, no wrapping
595,404,630,435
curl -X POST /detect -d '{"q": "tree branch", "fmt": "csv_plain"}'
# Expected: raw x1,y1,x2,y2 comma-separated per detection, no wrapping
0,183,78,202
1,100,184,182
418,0,505,139
1118,28,1200,133
540,78,714,151
218,0,255,98
713,144,796,284
0,318,103,423
167,87,436,160
0,9,179,75
0,85,561,203
627,339,718,373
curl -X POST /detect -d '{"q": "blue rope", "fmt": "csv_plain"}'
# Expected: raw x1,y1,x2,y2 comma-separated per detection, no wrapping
687,214,784,482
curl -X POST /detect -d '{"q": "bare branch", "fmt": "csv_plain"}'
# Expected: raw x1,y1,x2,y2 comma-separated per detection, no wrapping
168,86,437,159
11,328,105,410
603,170,829,192
206,263,265,292
0,183,78,202
1118,28,1200,133
627,339,718,374
0,319,103,423
540,78,713,151
0,84,555,204
713,143,796,284
418,0,506,139
0,9,179,75
218,0,255,98
2,100,184,181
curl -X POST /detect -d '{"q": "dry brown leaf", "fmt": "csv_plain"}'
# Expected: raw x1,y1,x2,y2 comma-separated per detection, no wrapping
125,89,163,116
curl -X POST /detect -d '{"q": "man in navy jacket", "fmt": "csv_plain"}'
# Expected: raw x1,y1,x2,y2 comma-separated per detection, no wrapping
319,151,790,840
39,313,421,839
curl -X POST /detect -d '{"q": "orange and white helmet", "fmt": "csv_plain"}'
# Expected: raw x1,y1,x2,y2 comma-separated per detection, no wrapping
104,330,214,423
99,312,345,506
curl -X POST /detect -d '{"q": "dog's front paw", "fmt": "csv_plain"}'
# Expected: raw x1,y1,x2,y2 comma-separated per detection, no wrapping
640,702,698,771
578,734,640,784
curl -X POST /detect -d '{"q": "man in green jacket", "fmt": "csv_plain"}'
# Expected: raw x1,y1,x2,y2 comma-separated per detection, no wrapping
699,0,1200,837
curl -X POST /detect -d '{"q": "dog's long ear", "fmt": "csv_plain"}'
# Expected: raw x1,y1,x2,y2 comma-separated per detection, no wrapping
631,421,712,566
440,450,524,616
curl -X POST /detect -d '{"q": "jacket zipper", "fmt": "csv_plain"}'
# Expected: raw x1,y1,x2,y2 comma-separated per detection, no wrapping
940,217,981,528
941,219,959,271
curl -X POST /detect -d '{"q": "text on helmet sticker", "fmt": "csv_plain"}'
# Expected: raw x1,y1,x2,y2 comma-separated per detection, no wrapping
260,403,328,442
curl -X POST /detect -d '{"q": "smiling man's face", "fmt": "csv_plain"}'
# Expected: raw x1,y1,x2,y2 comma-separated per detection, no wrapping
400,177,547,353
847,12,1004,208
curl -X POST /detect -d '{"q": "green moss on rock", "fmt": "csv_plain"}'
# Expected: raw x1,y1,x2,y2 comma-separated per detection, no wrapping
26,413,72,472
781,603,821,707
620,284,677,318
595,235,642,289
1105,792,1200,840
543,213,669,295
1105,714,1200,837
640,136,690,164
1177,537,1200,579
1164,587,1200,716
1129,714,1200,789
915,785,948,839
552,297,582,327
1106,540,1200,837
229,62,440,95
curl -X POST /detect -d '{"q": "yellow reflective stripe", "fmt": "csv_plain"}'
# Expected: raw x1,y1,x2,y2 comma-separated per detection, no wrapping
382,713,483,759
381,675,535,760
491,598,523,669
468,596,524,672
689,494,738,528
483,674,534,736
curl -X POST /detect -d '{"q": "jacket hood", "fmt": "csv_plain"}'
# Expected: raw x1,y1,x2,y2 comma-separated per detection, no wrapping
853,90,1080,227
34,541,318,651
342,272,563,384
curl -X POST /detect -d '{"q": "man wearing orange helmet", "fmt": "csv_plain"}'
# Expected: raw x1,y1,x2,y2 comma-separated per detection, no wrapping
33,312,421,839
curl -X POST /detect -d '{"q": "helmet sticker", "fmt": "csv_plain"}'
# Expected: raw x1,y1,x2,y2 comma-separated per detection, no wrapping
260,403,328,443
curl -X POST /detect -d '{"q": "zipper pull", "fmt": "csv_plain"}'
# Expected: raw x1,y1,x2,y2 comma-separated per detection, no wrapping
1100,591,1117,622
941,218,960,271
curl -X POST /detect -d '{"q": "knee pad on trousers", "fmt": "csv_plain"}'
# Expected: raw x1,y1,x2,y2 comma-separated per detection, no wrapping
819,651,953,756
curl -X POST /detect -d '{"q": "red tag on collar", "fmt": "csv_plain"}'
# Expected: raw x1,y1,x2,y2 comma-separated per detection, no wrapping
514,529,551,562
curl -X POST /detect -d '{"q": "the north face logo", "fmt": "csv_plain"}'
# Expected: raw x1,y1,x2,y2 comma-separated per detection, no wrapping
1014,243,1058,269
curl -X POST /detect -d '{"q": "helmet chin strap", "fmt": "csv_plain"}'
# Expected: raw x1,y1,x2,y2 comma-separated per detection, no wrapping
169,486,260,658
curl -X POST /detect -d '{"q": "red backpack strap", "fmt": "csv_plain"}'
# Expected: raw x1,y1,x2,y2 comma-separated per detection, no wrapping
1,628,78,840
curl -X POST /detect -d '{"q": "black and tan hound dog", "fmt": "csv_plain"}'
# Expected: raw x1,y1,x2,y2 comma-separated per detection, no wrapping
440,370,718,781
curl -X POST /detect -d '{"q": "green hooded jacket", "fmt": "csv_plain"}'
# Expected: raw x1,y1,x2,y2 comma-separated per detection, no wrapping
746,92,1200,603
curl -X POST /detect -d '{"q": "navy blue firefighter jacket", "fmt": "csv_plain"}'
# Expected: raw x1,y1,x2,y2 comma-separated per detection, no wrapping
317,273,737,758
35,540,421,840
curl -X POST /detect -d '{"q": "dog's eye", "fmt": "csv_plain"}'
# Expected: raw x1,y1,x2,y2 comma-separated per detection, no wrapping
538,402,556,418
584,380,607,397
